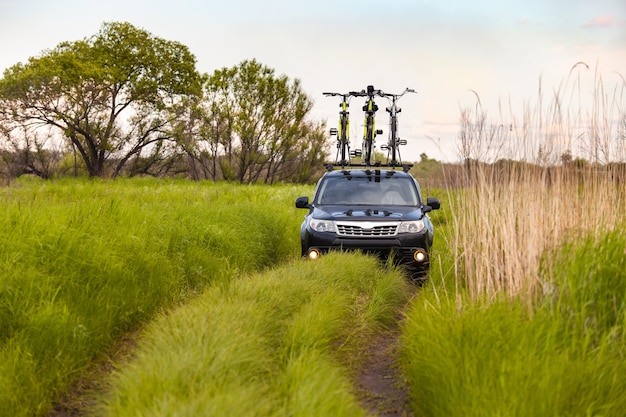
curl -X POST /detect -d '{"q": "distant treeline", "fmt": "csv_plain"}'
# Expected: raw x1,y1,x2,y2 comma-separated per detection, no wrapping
0,23,328,184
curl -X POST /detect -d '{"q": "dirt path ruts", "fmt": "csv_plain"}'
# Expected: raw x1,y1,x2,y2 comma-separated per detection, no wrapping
49,306,416,416
46,329,140,417
353,326,414,417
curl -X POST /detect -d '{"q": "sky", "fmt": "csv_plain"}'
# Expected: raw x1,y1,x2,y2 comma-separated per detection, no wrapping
1,0,625,162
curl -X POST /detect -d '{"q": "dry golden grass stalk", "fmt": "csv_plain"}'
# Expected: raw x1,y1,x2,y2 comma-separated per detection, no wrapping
450,63,625,302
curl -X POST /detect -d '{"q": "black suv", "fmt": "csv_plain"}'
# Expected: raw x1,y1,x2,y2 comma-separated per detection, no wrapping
295,168,440,280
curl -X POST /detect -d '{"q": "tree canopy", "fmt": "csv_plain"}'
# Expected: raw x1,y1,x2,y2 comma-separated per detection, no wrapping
0,22,203,177
0,23,328,181
204,59,327,183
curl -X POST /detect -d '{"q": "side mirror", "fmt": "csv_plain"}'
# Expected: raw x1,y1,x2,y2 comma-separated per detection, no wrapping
426,197,441,211
295,196,310,209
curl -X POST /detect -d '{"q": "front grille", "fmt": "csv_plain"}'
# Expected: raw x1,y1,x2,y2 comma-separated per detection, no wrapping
336,221,399,237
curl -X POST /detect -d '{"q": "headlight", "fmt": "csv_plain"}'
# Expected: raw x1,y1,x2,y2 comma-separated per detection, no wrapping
398,220,425,233
310,219,336,232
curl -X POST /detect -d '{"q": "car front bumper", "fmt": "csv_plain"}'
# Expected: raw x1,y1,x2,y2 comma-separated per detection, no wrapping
302,228,432,268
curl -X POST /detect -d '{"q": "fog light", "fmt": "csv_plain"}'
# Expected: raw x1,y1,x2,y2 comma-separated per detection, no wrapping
307,248,321,260
413,249,427,262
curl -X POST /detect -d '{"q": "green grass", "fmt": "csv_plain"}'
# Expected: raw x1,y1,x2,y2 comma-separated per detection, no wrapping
400,230,626,417
4,175,624,417
0,177,307,417
95,252,412,416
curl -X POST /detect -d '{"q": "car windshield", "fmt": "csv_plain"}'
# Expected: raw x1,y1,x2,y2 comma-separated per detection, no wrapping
316,174,419,206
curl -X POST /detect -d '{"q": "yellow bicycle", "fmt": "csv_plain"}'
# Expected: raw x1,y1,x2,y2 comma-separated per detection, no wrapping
323,91,352,166
350,85,384,166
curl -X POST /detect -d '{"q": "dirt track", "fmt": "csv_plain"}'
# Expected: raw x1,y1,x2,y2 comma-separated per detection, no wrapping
354,327,414,417
49,306,415,417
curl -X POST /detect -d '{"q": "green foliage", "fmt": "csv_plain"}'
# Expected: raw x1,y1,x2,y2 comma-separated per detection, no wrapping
0,22,202,178
8,174,623,417
0,23,329,183
96,252,411,416
400,230,626,417
57,152,89,177
0,178,306,417
205,59,328,183
542,231,626,352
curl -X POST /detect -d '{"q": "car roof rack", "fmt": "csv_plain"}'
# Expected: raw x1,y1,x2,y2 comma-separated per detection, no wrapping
324,162,413,173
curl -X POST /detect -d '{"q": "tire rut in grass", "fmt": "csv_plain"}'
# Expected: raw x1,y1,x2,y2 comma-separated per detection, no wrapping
46,329,141,417
48,293,417,417
51,329,415,417
353,326,414,417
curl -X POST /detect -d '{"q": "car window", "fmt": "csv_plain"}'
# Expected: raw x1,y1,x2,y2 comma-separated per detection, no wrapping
316,176,418,205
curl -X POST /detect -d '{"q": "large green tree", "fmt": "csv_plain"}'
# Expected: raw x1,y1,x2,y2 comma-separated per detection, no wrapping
0,22,202,177
205,59,328,183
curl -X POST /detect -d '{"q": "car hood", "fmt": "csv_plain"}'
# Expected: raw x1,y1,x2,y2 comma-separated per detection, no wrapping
311,204,425,221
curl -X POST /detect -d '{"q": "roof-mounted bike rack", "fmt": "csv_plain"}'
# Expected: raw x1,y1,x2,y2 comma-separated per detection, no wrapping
323,85,417,172
324,162,414,173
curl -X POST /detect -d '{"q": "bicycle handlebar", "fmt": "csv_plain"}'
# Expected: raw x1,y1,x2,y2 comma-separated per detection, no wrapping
381,87,416,100
325,87,415,100
324,86,390,99
348,90,384,98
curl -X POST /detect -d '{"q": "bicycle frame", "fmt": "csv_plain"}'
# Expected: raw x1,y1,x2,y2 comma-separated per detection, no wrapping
381,88,416,166
350,85,383,166
323,92,352,166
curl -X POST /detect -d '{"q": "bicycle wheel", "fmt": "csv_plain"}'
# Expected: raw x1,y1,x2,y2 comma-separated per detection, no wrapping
364,116,374,165
339,116,349,164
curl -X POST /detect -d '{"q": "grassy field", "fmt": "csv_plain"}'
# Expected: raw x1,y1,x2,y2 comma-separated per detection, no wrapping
401,165,626,417
399,71,626,416
401,229,626,416
95,253,411,416
0,177,308,416
1,168,625,416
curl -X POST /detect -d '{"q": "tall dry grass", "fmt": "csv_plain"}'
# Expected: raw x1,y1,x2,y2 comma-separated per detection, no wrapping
448,165,624,302
449,63,626,302
400,65,626,417
458,62,626,165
